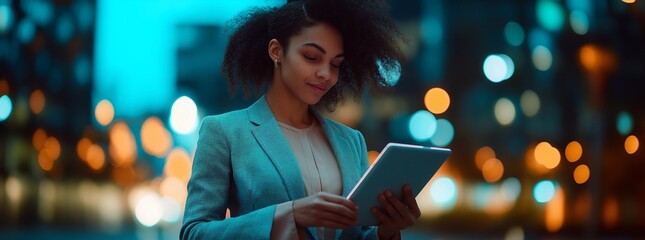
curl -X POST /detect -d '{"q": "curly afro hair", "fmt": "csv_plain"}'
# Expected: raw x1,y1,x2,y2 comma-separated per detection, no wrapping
222,0,404,111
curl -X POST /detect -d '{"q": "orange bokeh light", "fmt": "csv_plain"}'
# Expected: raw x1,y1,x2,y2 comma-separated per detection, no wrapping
29,89,45,114
475,146,495,171
565,141,583,162
141,117,172,157
424,87,450,114
482,158,504,183
164,148,192,184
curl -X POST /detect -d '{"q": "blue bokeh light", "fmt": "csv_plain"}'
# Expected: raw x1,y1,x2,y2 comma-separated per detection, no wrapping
533,180,556,203
429,177,457,208
483,54,514,83
504,21,524,46
0,95,12,121
617,111,633,136
536,0,565,32
408,110,437,141
430,118,454,147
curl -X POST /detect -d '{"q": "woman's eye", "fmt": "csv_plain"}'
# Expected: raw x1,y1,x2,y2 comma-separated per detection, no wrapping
304,55,317,61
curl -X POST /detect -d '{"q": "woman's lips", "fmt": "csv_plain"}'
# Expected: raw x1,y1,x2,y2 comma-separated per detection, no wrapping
308,83,328,94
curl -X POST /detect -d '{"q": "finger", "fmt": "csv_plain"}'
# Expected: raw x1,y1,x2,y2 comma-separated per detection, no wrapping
316,211,356,228
385,190,414,227
319,201,358,223
403,185,421,218
321,193,359,211
378,193,403,223
370,207,392,225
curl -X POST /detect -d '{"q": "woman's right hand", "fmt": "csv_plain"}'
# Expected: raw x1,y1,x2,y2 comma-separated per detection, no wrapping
292,192,359,229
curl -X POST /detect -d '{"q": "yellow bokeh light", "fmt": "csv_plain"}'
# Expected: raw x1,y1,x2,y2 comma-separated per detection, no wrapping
573,164,590,184
29,89,45,114
424,87,450,114
624,135,639,154
534,142,560,169
95,100,115,126
38,151,54,171
565,141,583,162
545,187,565,233
32,128,47,151
526,143,550,174
43,137,61,160
109,122,137,167
141,117,173,157
0,79,8,95
77,137,92,161
164,148,192,184
475,146,495,171
482,158,504,183
368,151,379,166
86,144,105,171
622,0,636,3
160,176,188,204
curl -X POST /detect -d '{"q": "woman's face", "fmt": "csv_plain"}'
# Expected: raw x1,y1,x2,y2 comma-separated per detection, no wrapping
277,23,344,105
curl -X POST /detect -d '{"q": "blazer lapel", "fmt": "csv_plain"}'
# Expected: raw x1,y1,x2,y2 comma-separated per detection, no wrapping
248,96,307,201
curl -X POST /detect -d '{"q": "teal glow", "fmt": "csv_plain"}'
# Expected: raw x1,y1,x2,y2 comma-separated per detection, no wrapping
0,95,12,121
56,14,74,43
408,110,437,141
566,0,592,14
95,0,281,118
73,0,94,32
501,177,521,204
617,111,633,136
536,0,565,32
429,177,457,208
533,180,555,203
74,55,91,86
22,0,53,26
472,183,494,209
420,17,442,45
528,28,553,50
430,118,454,147
0,4,13,33
378,59,401,87
504,21,524,46
570,10,589,35
483,54,514,83
17,19,35,44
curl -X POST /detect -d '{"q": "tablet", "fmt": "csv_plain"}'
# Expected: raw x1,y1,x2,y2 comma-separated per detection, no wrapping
346,143,451,226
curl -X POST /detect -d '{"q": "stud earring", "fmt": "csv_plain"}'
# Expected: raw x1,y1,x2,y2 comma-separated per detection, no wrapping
274,59,279,69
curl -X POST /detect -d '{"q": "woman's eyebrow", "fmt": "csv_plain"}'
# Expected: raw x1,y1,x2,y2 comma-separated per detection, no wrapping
302,43,344,58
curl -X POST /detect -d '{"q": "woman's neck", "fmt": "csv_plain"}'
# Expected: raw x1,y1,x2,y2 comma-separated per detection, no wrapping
265,82,313,129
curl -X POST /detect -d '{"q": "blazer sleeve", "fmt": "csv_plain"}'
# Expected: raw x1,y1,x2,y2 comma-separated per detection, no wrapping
180,116,276,240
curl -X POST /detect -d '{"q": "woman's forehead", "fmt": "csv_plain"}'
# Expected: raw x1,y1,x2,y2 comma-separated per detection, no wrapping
289,23,344,56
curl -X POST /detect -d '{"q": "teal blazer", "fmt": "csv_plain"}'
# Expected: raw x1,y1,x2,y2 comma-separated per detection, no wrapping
180,96,377,239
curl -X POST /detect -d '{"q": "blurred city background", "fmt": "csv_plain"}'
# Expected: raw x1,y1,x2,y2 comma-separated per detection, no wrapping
1,0,644,239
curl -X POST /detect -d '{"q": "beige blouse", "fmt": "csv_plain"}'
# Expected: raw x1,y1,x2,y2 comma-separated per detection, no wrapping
270,119,342,240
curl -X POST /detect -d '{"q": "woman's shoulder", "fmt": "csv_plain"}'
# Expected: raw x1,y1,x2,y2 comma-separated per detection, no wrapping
199,108,249,132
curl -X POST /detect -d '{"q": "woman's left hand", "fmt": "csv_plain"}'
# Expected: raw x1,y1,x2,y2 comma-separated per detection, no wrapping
371,184,421,240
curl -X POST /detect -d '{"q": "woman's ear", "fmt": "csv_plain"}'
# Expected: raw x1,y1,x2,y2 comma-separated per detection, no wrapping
268,39,283,63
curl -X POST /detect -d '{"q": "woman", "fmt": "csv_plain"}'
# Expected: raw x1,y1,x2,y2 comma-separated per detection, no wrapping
180,0,421,239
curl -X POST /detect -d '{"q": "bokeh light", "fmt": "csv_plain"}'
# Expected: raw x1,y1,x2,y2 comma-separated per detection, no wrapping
534,180,556,203
170,96,198,134
164,148,192,184
622,0,636,3
569,10,589,35
475,146,496,171
504,21,524,46
616,111,633,136
0,4,14,33
534,142,561,169
0,95,12,121
520,90,540,117
429,177,457,208
565,141,583,162
573,164,590,184
424,87,450,114
86,144,106,171
76,137,92,161
160,177,188,204
482,158,504,183
430,119,454,147
536,0,565,32
624,135,639,154
545,187,564,232
32,128,47,151
483,54,515,83
532,45,553,71
29,90,45,114
408,110,437,141
368,151,379,165
501,177,521,204
141,117,173,157
134,193,162,227
0,80,8,95
95,99,114,126
43,137,61,160
494,98,516,126
109,122,137,167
